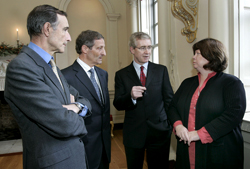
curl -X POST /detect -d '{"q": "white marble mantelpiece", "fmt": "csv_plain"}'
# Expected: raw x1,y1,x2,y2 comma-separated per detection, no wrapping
0,55,16,91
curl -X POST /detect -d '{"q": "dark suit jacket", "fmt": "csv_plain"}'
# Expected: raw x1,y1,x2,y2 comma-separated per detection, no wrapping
113,61,173,148
167,72,246,169
4,46,92,169
62,61,111,169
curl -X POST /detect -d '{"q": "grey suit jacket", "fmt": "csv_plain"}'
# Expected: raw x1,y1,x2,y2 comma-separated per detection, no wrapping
4,46,91,169
62,61,111,169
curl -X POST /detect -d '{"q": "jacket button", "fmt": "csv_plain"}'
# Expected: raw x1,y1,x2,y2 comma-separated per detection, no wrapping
79,139,82,142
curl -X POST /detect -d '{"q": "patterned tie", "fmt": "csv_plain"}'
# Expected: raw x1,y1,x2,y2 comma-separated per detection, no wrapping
50,59,64,90
89,68,102,103
140,66,146,86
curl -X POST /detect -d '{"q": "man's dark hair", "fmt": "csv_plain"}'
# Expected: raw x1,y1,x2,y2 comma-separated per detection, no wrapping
27,4,67,39
75,30,104,54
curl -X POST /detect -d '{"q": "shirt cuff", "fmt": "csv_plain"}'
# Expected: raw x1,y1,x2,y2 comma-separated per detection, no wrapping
173,120,183,129
74,102,88,117
131,98,136,105
173,120,183,134
197,127,213,144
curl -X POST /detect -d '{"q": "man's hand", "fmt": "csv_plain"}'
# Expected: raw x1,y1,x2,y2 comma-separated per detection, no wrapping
175,124,189,144
70,94,75,103
62,104,80,114
62,94,79,114
131,86,146,100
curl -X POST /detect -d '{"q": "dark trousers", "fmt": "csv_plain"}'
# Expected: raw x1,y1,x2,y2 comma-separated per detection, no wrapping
98,146,109,169
125,127,172,169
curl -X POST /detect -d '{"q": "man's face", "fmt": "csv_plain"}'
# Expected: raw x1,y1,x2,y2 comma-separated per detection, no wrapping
85,38,106,67
130,39,151,65
48,14,71,54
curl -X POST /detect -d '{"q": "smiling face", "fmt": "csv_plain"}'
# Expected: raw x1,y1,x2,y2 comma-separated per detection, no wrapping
48,14,71,55
84,38,106,67
192,49,210,72
130,39,151,65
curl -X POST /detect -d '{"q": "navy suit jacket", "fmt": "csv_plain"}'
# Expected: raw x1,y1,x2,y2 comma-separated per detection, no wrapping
4,46,91,169
62,61,111,169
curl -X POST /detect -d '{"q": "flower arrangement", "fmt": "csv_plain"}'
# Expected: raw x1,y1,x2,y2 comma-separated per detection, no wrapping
0,42,24,57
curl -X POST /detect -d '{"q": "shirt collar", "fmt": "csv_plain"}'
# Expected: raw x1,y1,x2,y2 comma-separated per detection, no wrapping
28,42,53,64
198,71,217,83
76,58,94,73
133,61,148,71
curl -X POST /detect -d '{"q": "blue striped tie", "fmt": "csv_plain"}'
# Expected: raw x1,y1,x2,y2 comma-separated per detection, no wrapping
89,68,102,102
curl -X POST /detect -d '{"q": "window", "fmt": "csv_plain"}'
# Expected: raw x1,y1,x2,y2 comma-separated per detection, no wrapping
238,0,250,112
140,0,159,64
151,0,159,63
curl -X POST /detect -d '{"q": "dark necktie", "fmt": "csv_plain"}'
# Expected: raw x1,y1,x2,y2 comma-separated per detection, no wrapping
140,66,146,86
89,68,102,103
50,59,64,90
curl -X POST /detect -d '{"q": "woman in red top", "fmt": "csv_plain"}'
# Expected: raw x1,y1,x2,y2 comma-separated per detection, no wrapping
168,38,246,169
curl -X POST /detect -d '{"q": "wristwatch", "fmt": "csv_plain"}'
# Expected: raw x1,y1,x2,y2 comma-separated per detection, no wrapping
74,102,83,113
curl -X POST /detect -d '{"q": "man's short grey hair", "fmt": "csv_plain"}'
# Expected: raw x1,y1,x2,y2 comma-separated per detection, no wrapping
129,32,151,49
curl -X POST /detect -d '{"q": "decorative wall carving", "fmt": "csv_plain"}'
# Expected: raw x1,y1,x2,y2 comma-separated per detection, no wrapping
106,13,121,21
168,0,199,43
126,0,138,7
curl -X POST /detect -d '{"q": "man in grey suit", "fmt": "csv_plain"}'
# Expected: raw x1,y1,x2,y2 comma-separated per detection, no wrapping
4,5,91,169
62,30,111,169
113,32,174,169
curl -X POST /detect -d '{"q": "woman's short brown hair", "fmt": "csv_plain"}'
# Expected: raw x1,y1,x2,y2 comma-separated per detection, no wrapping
192,38,228,72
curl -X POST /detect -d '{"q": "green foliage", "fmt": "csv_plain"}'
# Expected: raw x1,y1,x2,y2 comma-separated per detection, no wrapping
0,42,24,56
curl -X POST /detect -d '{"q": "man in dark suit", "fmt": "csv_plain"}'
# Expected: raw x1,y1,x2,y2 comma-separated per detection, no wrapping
113,32,174,169
4,5,91,169
62,30,111,169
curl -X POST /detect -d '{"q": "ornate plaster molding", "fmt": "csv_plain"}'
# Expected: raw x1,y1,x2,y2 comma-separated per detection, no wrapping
106,13,121,21
126,0,138,7
58,0,71,11
99,0,115,13
168,0,199,43
59,0,115,13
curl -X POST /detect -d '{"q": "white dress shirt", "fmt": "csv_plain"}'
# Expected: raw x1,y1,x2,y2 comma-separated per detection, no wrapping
131,61,148,104
77,58,104,99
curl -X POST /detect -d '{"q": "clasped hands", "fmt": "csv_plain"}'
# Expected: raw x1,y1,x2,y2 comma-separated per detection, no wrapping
175,124,200,146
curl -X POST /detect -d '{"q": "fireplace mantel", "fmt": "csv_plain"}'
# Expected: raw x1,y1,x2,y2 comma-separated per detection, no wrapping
0,55,16,91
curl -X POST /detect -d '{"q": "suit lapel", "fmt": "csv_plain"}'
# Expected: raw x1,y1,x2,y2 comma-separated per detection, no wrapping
43,61,67,102
145,62,155,87
23,47,68,103
126,62,142,86
73,62,103,105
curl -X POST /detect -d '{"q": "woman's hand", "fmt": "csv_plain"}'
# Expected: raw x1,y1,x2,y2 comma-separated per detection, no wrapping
187,131,200,146
175,124,189,144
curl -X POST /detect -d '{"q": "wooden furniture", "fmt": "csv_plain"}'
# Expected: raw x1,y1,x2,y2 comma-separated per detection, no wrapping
110,114,114,137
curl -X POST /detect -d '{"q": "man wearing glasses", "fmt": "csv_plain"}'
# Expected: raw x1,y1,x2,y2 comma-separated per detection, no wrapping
113,32,174,169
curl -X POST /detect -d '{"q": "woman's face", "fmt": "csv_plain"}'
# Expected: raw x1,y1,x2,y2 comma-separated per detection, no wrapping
192,49,209,72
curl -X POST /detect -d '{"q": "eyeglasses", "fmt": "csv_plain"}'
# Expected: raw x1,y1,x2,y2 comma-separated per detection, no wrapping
135,46,152,51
